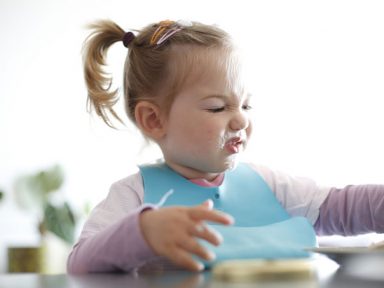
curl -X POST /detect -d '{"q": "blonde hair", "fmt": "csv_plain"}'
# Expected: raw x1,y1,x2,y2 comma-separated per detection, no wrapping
82,19,233,128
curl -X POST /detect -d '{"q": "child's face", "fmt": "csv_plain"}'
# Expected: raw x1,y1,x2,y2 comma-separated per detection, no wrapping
159,48,253,180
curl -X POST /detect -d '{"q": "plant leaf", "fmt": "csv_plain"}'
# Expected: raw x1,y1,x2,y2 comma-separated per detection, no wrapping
43,202,76,244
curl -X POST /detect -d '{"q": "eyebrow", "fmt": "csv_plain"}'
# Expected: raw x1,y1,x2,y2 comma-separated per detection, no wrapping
200,92,252,101
201,94,228,100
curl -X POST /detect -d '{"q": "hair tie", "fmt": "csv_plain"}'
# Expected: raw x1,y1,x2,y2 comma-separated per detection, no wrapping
123,31,135,48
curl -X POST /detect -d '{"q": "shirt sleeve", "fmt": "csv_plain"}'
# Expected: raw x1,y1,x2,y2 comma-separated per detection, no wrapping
247,163,331,224
314,185,384,236
67,172,158,273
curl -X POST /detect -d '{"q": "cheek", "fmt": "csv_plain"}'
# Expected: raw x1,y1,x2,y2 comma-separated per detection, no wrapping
200,125,226,147
179,121,220,146
170,119,202,143
206,126,222,138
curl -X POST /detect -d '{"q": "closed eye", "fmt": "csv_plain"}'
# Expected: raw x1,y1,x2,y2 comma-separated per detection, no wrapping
207,107,225,113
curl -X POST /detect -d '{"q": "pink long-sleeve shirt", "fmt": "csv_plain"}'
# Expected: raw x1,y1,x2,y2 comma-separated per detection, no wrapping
67,164,384,273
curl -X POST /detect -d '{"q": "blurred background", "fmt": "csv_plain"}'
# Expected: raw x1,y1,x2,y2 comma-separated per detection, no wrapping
1,0,383,273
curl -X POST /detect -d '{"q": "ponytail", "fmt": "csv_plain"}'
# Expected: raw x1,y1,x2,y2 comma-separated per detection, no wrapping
83,19,234,130
82,20,125,127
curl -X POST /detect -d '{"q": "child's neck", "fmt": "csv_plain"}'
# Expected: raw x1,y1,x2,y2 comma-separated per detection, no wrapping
165,161,222,182
189,174,224,187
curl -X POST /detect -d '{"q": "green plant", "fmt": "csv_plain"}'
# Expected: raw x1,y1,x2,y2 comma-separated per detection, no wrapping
14,165,76,244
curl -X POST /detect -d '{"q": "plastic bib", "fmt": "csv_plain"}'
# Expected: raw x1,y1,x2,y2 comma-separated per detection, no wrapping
140,163,316,266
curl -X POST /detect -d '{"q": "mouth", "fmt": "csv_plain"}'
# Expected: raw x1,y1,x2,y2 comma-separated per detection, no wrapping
224,137,244,154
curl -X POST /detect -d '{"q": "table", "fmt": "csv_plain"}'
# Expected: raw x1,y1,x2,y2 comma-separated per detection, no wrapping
1,256,383,288
0,271,382,288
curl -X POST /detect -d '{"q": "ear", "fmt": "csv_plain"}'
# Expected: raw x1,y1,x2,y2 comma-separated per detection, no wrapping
134,101,166,140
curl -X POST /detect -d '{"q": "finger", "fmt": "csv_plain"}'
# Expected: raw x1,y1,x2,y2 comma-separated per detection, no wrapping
168,247,205,272
193,223,223,246
179,237,216,262
188,208,234,225
200,199,213,210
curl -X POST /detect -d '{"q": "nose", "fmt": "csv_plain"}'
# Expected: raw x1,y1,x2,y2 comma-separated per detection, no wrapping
229,109,250,131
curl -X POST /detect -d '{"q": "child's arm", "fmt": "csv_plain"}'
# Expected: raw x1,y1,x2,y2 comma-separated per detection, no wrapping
314,185,384,235
67,205,157,273
67,201,233,273
248,163,384,236
67,174,157,273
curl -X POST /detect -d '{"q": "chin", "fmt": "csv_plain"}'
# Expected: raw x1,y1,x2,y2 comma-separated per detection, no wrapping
185,156,240,174
195,162,236,174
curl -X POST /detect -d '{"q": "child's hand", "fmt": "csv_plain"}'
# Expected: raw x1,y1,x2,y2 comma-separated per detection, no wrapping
139,199,234,271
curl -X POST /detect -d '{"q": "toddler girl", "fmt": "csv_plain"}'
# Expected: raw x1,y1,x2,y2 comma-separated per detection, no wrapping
67,19,384,273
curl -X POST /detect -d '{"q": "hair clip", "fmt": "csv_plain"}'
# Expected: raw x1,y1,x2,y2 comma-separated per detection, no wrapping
155,26,182,45
122,31,135,48
150,20,175,45
150,20,191,46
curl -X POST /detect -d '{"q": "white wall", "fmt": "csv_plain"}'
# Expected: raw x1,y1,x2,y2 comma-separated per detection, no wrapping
1,0,383,272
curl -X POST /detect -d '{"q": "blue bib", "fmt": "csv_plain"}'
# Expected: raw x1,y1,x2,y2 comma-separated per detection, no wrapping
140,163,316,266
